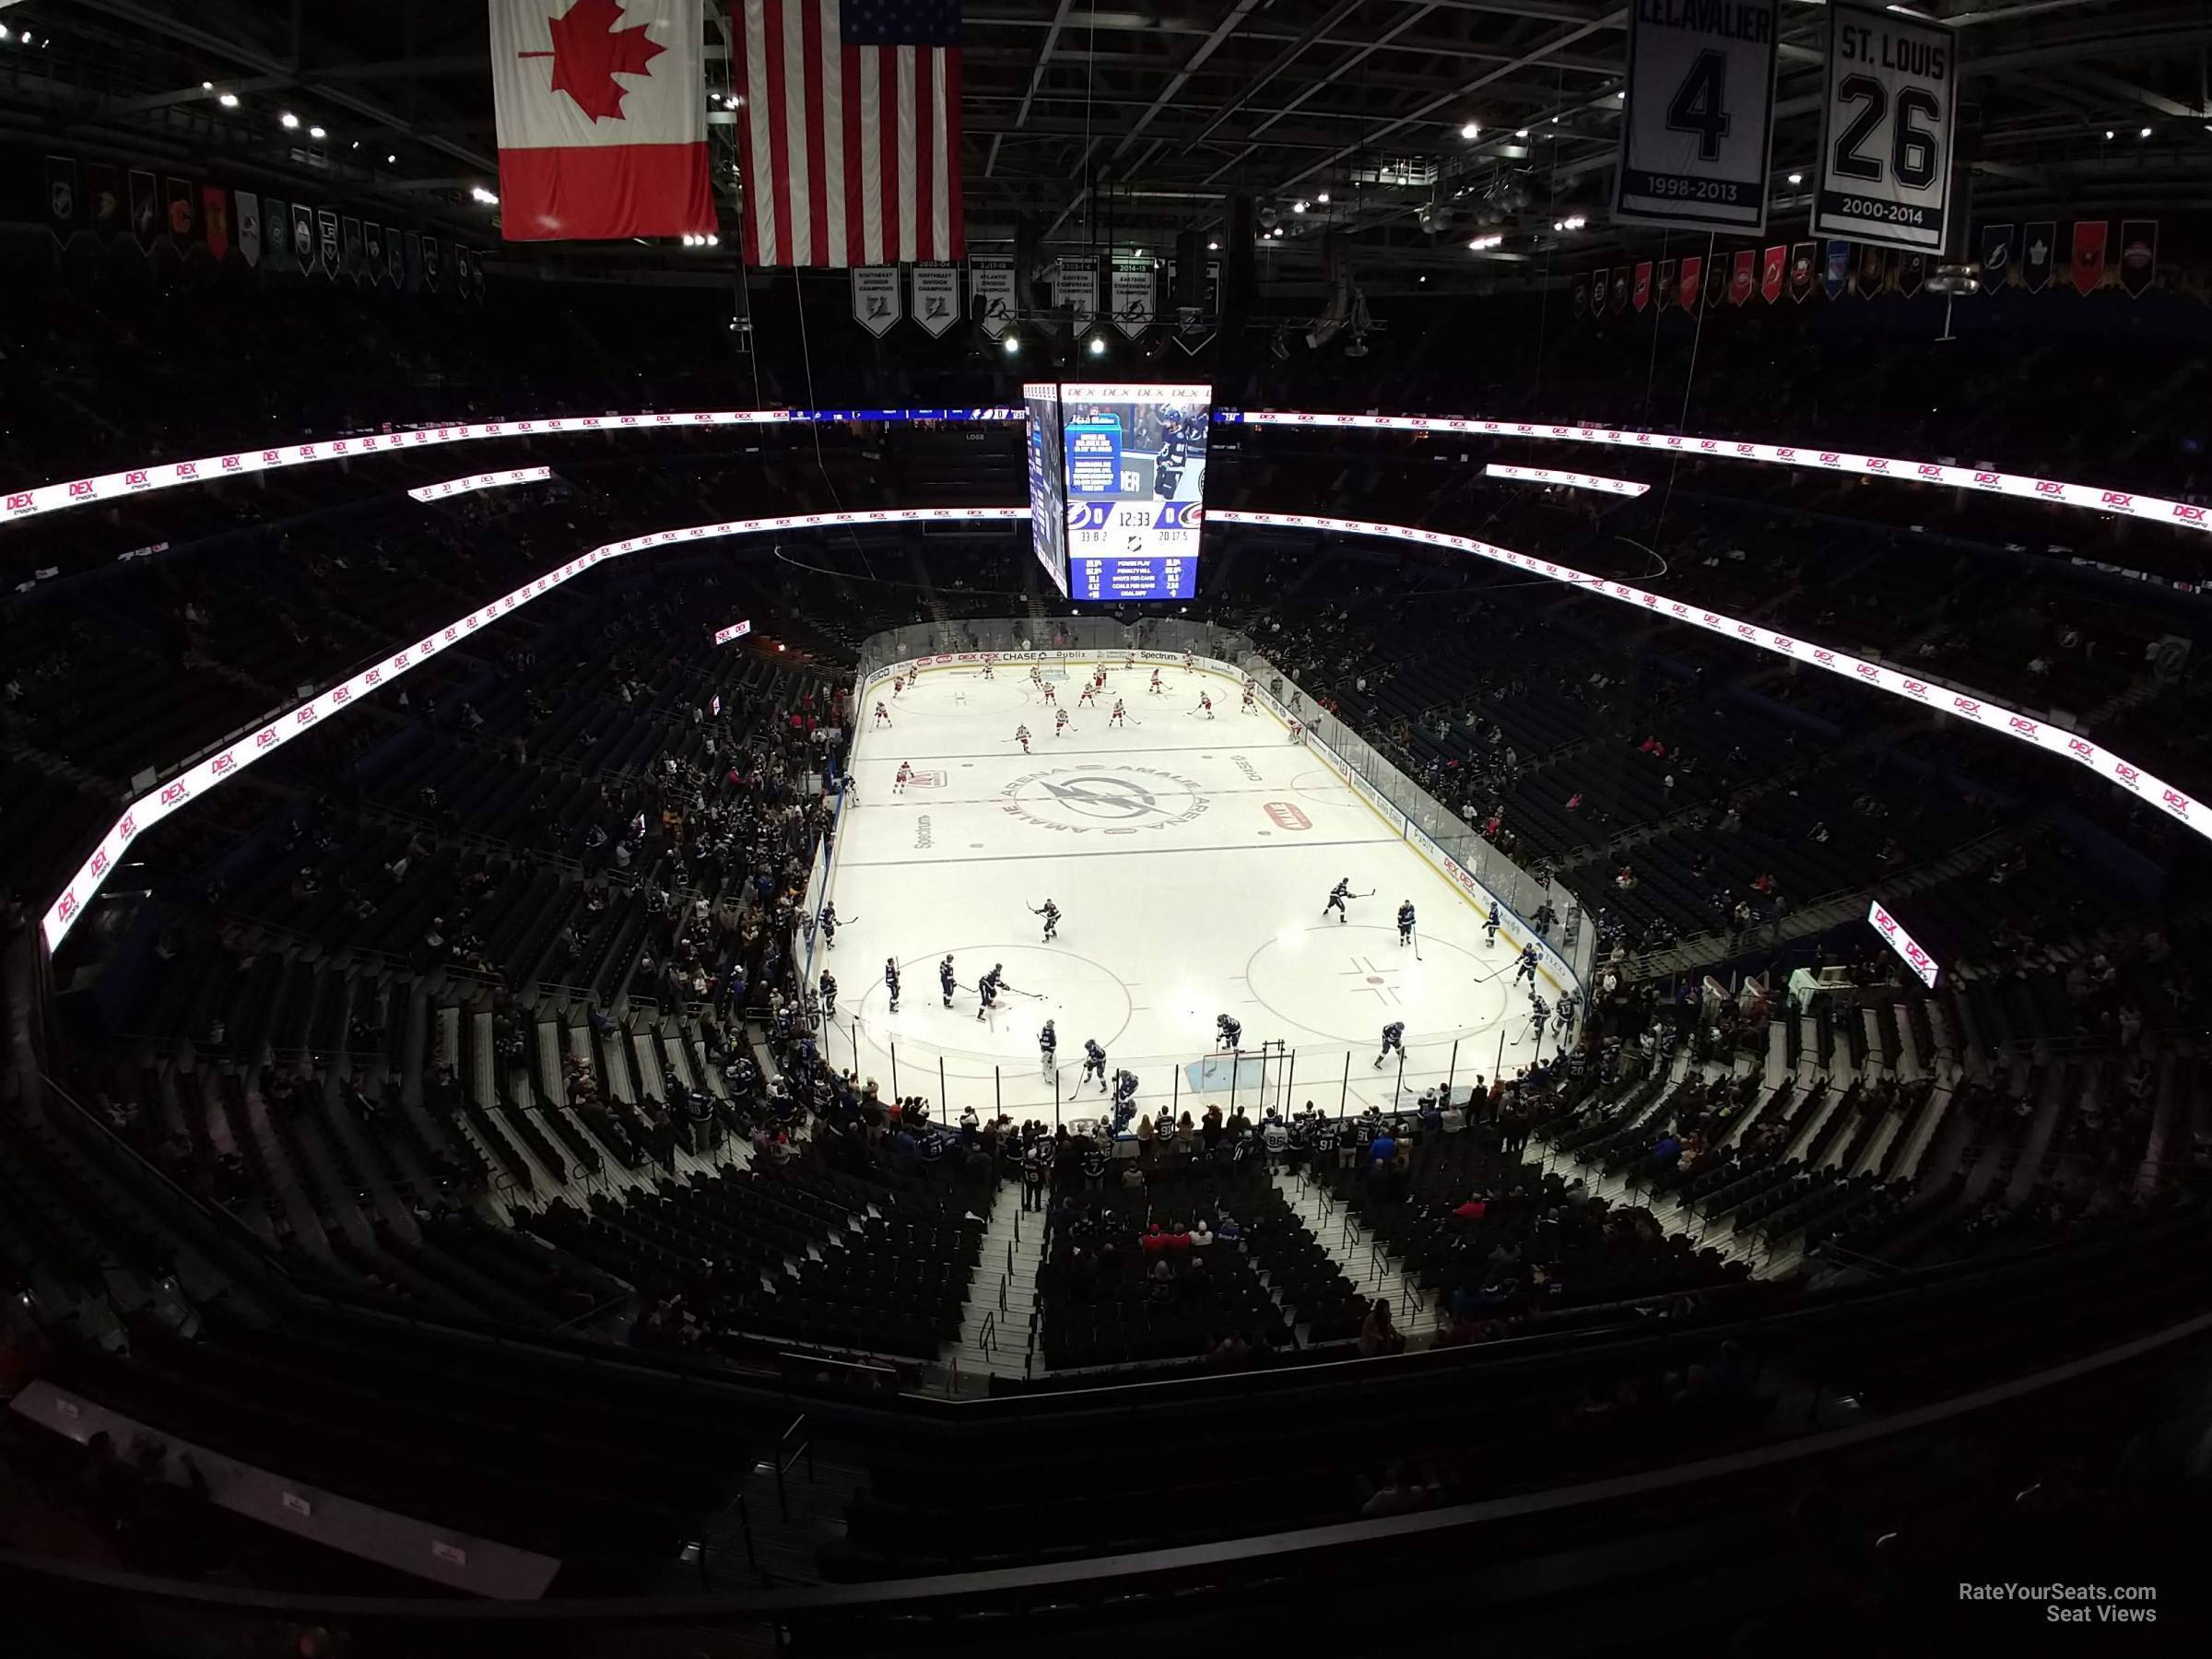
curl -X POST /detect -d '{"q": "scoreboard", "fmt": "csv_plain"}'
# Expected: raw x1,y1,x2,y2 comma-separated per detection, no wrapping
1025,381,1211,601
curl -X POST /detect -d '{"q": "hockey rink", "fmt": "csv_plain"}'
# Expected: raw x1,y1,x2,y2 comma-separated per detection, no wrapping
819,659,1560,1125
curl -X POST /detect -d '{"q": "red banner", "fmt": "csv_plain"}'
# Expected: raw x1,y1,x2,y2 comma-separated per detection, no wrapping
2070,220,2108,296
1730,248,1756,305
201,185,229,262
1759,244,1785,303
1632,260,1652,312
1677,255,1701,310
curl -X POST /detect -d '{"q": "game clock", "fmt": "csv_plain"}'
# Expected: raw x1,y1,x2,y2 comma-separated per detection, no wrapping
1042,381,1211,602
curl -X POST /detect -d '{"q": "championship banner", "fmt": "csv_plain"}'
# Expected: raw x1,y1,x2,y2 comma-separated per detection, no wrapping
1730,248,1756,304
1613,0,1779,233
1788,242,1815,302
1811,3,1959,253
1759,244,1784,302
235,191,261,266
1610,268,1630,314
364,221,384,285
1678,254,1702,309
45,156,77,243
129,170,159,248
2118,220,2157,299
2069,220,2107,296
1111,257,1156,338
912,265,959,336
1165,256,1221,353
1821,240,1849,299
201,185,229,262
1054,255,1100,333
1896,250,1924,298
1656,258,1677,311
88,164,123,240
852,265,901,336
1632,261,1653,312
1979,222,2015,288
2021,221,2054,293
969,253,1015,338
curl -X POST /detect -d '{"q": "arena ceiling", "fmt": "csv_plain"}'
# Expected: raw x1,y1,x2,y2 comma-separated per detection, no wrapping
7,0,2212,288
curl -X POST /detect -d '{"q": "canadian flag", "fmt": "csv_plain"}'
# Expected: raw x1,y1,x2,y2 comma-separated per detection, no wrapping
490,0,715,241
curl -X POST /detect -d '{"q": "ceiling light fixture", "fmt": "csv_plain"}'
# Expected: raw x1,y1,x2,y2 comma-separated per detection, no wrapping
219,93,239,108
309,124,325,138
1460,121,1479,139
1787,171,1802,184
279,112,300,130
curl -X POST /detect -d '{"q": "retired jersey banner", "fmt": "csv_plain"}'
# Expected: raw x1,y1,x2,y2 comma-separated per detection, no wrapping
1613,0,1779,233
2069,220,2107,295
912,264,959,336
1759,244,1784,301
1979,222,2016,288
1678,254,1702,309
1789,241,1815,301
2021,220,2054,293
1633,261,1653,312
970,253,1014,338
1812,3,1959,253
1729,248,1756,304
852,265,900,336
2118,220,2157,299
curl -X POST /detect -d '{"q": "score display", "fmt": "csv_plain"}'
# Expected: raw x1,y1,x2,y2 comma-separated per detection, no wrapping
1038,381,1211,601
1022,382,1072,598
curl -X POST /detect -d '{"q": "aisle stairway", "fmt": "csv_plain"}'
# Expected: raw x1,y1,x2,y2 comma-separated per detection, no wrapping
1267,1166,1429,1342
938,1176,1043,1389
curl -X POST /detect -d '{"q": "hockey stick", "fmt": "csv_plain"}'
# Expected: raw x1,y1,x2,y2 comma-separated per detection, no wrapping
1411,927,1423,962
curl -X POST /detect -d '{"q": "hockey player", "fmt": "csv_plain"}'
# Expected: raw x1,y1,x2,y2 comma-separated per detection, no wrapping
1030,665,1043,690
1112,1068,1139,1127
979,656,995,680
1081,1038,1108,1091
1527,991,1550,1034
1042,682,1057,705
1555,989,1579,1041
818,901,840,949
873,701,892,728
1373,1020,1406,1068
1077,680,1098,707
893,761,914,794
1324,877,1355,924
1484,901,1501,948
1092,667,1107,693
1512,940,1540,988
1054,708,1074,736
1216,1013,1242,1052
939,953,957,1008
884,957,901,1014
1182,650,1195,674
1038,1018,1058,1077
1192,692,1215,720
1109,698,1129,728
1397,900,1417,947
891,674,906,699
1241,683,1257,714
1030,899,1061,942
1148,668,1165,695
1014,723,1031,754
818,970,838,1020
1288,719,1304,744
975,962,1008,1020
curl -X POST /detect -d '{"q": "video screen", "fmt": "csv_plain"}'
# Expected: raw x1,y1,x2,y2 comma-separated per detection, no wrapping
1022,382,1071,599
1059,382,1210,602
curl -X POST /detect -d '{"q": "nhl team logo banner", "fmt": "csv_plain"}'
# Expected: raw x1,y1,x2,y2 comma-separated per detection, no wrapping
1610,268,1630,313
1677,254,1702,309
1821,239,1849,299
163,177,197,248
404,230,423,292
1729,248,1756,304
1979,222,2016,288
388,230,406,289
1612,0,1779,234
2069,220,2108,295
201,185,230,262
264,197,290,269
1759,244,1785,302
1587,268,1606,321
1856,241,1887,296
1632,261,1653,312
299,204,323,273
1896,250,1925,298
365,221,385,284
1656,258,1677,311
45,155,77,243
1788,241,1815,302
1811,3,1959,254
1111,257,1155,338
423,234,443,290
2021,220,2054,293
1571,274,1589,316
969,253,1015,338
129,169,159,248
912,264,959,336
342,216,363,276
234,190,262,266
2118,220,2157,299
1705,255,1728,309
87,163,123,240
852,265,901,336
317,208,340,275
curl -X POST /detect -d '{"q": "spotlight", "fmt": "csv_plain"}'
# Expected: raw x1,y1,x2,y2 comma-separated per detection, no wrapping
309,124,325,138
1206,240,1219,251
2139,125,2152,139
2103,129,2113,140
280,112,300,130
1316,192,1330,205
1003,334,1021,354
385,153,396,164
1787,171,1802,184
1460,121,1479,139
219,93,239,108
1292,200,1308,213
1514,127,1528,138
202,80,212,89
706,232,719,246
1088,335,1106,356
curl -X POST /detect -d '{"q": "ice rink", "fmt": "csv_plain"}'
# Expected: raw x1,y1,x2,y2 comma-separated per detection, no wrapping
818,659,1561,1126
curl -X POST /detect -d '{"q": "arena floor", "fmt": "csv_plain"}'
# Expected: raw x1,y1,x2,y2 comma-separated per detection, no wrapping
821,659,1555,1126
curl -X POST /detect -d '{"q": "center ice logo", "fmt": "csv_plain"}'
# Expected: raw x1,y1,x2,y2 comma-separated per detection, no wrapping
1002,765,1210,835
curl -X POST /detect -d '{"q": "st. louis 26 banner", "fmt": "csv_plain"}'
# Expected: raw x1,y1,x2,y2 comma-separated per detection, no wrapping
1612,0,1780,234
1811,2,1959,253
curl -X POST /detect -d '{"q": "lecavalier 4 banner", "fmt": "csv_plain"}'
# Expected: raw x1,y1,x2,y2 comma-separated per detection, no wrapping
1811,2,1959,253
1612,0,1780,234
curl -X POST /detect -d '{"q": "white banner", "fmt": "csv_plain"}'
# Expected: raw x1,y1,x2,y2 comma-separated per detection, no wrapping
712,619,754,645
406,466,550,502
1613,0,1779,233
911,264,960,337
1485,463,1650,498
1054,255,1100,334
969,253,1016,338
852,266,902,337
1868,899,1940,988
1111,257,1155,338
1811,2,1959,253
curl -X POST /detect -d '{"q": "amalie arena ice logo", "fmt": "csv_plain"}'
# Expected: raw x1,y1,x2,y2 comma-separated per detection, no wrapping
1001,766,1210,835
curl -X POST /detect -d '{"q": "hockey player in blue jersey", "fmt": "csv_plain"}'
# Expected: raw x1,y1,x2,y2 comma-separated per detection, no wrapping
1396,900,1417,946
938,953,957,1008
1513,941,1540,987
1484,901,1500,947
975,963,1008,1020
818,970,838,1020
1039,1018,1058,1077
1216,1013,1242,1052
1373,1021,1406,1067
1323,877,1358,924
884,957,901,1013
1030,899,1061,942
1081,1038,1108,1091
818,900,840,949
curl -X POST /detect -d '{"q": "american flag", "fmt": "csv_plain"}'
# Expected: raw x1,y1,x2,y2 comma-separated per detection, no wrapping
736,0,963,268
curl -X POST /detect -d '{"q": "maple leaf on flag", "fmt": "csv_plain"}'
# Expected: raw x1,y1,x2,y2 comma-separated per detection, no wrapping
545,0,666,123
